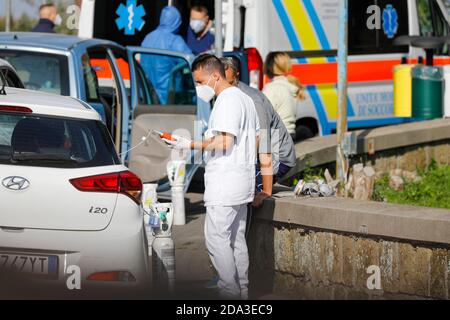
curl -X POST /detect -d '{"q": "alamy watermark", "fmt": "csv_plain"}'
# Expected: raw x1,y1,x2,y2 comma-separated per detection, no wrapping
66,265,82,290
366,265,382,291
65,5,81,31
366,4,399,39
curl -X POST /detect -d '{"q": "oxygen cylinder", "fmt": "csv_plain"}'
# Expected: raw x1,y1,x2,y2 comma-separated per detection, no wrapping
167,161,187,226
151,203,175,292
152,237,176,291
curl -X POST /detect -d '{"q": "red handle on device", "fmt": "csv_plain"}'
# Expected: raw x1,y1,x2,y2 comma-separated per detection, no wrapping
161,132,176,142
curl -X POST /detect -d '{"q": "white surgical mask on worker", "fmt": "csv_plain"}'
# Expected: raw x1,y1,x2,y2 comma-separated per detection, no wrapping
190,19,206,34
196,76,217,103
54,14,62,26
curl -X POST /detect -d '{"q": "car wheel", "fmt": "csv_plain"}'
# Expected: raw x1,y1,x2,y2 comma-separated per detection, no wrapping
295,125,315,142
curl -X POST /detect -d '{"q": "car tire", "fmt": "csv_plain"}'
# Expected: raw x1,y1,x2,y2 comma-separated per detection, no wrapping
295,125,315,142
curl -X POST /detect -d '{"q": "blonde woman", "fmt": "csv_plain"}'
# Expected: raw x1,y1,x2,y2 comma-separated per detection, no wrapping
263,52,305,140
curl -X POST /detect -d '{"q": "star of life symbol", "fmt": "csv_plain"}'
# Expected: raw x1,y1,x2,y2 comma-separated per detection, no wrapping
115,0,146,36
382,4,398,39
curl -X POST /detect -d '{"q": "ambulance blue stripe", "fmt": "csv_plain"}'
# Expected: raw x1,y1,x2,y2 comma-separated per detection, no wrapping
273,0,307,63
330,117,411,130
347,97,355,117
302,0,336,62
307,86,332,135
308,85,356,131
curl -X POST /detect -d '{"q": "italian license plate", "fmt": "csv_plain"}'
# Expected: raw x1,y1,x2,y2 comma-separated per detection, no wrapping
0,253,58,277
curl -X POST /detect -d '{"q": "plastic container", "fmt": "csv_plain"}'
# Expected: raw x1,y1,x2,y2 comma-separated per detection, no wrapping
412,65,444,120
393,65,413,117
142,183,158,211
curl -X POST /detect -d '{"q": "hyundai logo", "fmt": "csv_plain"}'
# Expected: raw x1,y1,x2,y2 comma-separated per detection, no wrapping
2,176,30,191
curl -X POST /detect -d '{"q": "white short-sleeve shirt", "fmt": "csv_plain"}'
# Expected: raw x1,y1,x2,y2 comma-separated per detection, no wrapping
204,87,260,207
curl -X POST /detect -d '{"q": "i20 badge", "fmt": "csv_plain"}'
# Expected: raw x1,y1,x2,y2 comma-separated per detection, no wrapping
2,176,30,191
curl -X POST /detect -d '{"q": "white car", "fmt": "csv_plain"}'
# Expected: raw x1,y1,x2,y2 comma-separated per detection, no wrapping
0,87,150,296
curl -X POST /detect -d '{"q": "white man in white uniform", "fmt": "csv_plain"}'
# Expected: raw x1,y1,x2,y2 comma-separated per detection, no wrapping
163,54,259,300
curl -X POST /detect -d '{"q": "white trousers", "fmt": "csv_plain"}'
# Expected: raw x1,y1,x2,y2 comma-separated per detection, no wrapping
205,205,249,299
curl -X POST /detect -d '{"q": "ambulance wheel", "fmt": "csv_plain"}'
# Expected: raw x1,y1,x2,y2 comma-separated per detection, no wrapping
295,125,314,142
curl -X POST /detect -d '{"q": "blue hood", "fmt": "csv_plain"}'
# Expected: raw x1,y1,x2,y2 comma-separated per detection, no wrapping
158,6,182,33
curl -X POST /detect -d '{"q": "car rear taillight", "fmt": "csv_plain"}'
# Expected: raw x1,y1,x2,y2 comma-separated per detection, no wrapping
70,171,143,205
245,47,264,90
0,106,33,113
119,171,143,204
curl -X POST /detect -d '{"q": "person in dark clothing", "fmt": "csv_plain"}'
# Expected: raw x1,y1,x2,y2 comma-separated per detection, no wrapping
32,3,62,33
187,5,215,55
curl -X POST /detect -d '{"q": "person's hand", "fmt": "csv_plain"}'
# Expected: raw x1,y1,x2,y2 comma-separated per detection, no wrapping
162,135,192,150
252,192,271,208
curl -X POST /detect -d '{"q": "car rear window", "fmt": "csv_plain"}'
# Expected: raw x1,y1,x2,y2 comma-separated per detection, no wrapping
0,50,70,96
0,113,120,168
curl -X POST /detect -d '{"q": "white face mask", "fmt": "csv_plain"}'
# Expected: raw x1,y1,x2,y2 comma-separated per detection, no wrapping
54,14,62,27
196,76,217,103
190,19,206,34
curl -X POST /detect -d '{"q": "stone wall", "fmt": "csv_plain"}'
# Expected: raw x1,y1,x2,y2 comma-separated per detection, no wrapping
250,119,450,300
366,140,450,173
249,221,450,300
285,119,450,181
249,197,450,300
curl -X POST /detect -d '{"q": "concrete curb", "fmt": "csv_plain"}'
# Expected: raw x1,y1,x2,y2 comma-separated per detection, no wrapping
256,196,450,245
286,118,450,180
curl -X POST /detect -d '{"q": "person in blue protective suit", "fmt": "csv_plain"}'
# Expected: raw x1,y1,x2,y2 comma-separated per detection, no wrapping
140,6,193,104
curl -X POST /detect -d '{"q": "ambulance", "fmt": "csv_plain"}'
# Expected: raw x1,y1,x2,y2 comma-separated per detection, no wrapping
78,0,450,139
234,0,450,139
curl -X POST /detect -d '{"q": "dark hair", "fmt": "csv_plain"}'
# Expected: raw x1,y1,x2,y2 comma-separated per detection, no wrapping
39,3,56,12
191,5,209,16
192,54,226,78
263,52,277,79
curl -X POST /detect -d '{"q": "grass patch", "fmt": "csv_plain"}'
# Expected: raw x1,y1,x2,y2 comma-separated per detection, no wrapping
373,161,450,209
